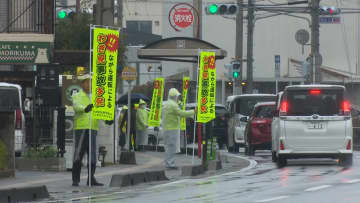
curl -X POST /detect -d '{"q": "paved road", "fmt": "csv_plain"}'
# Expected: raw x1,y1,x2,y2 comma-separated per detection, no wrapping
42,150,360,203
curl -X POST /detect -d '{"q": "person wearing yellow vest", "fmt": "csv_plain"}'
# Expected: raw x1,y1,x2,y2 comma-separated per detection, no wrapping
162,88,195,169
71,74,103,187
118,105,128,151
136,99,148,151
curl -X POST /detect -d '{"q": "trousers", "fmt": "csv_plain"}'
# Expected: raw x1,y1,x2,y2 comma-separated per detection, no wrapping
164,130,180,167
72,129,97,184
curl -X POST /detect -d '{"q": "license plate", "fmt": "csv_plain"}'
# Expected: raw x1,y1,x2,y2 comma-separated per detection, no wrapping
307,122,324,129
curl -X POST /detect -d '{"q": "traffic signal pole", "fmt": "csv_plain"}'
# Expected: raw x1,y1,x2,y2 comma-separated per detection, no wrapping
310,0,321,84
234,0,244,95
246,0,255,93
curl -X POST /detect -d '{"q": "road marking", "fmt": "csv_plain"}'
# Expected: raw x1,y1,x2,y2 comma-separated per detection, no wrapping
345,179,360,184
255,196,289,202
151,152,258,189
304,185,331,192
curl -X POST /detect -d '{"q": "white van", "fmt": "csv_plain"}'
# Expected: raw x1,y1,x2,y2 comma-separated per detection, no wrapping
0,83,25,156
272,85,353,167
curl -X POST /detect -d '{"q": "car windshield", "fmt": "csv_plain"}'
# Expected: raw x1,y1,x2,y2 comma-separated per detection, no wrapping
0,88,20,110
254,105,275,118
235,96,276,116
286,89,343,116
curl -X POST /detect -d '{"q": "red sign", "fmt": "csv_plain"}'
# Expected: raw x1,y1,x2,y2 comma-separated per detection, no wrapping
172,8,193,28
169,3,199,32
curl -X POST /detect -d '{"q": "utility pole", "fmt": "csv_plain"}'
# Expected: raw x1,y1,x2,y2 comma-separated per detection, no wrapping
246,0,255,93
192,0,202,81
234,0,244,95
310,0,321,83
117,0,123,28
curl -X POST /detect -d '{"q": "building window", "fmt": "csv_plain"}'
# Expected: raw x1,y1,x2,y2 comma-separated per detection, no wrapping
126,21,152,34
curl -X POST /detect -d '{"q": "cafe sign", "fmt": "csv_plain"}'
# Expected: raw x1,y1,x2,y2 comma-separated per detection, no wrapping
0,41,51,64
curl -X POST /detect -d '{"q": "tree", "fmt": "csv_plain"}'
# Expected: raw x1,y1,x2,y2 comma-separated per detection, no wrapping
55,13,126,75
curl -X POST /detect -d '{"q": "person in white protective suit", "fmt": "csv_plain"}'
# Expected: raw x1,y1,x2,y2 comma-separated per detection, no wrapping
162,88,195,169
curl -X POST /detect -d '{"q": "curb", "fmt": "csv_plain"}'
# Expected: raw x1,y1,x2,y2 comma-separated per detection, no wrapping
109,170,168,187
0,185,49,202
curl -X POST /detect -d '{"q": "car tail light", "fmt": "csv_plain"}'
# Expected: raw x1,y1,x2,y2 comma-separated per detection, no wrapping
342,100,351,116
310,89,321,95
346,140,351,150
15,109,22,129
280,140,285,150
279,101,288,116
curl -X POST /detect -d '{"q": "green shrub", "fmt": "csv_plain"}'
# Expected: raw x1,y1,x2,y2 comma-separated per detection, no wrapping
24,146,58,159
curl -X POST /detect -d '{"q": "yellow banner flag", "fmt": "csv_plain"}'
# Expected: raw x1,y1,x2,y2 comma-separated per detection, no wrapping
148,78,164,127
180,76,190,130
91,28,119,120
197,51,216,123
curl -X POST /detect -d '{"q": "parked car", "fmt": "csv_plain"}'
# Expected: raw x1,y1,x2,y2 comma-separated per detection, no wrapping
244,102,276,156
185,103,229,149
272,85,353,168
0,83,25,156
226,94,276,152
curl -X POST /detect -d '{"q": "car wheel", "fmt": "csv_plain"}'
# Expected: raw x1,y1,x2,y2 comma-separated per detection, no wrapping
339,154,353,167
276,155,287,168
272,151,277,162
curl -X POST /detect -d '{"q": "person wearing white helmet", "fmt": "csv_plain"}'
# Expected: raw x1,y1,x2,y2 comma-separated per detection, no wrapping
136,99,148,151
162,88,195,169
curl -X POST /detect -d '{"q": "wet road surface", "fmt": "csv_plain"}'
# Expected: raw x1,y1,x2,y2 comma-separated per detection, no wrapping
39,151,360,203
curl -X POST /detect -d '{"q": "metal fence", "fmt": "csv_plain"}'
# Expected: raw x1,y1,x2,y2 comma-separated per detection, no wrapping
2,0,54,33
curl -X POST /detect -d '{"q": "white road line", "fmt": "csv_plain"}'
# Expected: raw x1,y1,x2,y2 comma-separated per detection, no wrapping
304,185,332,192
345,179,360,184
151,152,258,189
255,196,290,202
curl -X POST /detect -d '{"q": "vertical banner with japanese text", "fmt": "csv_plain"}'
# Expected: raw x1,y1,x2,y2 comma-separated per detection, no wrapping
180,76,190,130
197,51,216,123
91,28,119,120
148,78,164,127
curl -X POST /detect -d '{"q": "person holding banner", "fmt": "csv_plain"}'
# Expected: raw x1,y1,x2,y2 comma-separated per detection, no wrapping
136,99,148,151
163,88,195,169
71,74,103,187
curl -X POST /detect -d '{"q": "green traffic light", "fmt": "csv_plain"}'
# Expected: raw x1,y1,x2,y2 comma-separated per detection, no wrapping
233,71,239,78
58,10,67,19
208,4,218,14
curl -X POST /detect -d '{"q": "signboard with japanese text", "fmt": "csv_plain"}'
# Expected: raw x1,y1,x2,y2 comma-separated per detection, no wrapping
0,41,51,64
148,77,165,127
180,76,190,130
197,51,216,123
122,66,137,81
91,28,119,121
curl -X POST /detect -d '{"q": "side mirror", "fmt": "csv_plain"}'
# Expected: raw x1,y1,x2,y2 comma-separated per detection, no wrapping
240,117,248,122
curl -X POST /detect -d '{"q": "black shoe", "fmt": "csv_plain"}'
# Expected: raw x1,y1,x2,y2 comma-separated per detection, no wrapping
72,182,79,187
87,180,104,186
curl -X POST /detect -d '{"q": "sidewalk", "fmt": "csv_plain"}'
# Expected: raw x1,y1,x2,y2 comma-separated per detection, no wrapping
0,150,250,202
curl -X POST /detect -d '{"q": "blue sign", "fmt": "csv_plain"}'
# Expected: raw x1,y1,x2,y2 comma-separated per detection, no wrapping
275,55,280,78
275,55,280,64
319,16,340,24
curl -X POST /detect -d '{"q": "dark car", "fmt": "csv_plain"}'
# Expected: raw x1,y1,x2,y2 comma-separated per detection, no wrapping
185,103,229,149
244,101,275,156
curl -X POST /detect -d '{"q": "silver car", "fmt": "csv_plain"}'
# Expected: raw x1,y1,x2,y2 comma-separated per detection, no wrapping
272,85,353,168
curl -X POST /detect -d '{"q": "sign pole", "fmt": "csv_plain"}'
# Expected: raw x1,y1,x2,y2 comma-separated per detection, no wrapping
192,50,201,165
127,81,132,151
88,25,94,187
